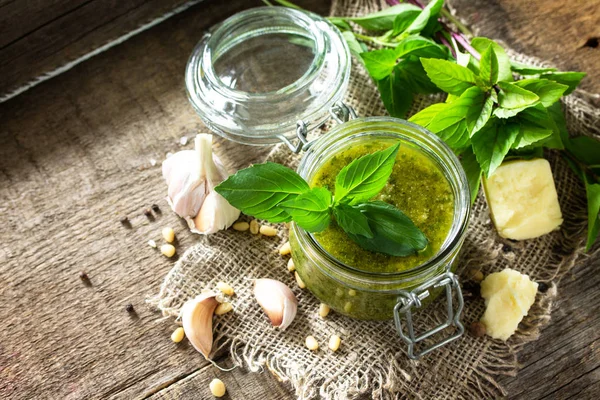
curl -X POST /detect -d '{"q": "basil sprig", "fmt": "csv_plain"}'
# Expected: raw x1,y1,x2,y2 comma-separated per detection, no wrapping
216,143,428,256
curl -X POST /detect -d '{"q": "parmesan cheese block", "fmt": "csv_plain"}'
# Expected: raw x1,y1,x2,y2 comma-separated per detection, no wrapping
480,268,538,340
483,158,563,240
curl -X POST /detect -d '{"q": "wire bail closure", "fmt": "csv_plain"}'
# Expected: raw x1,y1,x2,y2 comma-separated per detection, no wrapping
281,101,357,153
393,271,464,359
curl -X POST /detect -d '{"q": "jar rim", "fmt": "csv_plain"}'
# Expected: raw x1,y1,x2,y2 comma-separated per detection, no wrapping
294,117,471,284
202,8,326,101
185,6,351,145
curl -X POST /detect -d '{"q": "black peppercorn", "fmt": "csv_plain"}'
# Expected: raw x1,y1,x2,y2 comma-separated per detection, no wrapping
151,204,161,213
502,244,512,253
143,208,153,217
538,282,549,293
79,271,89,281
125,304,135,313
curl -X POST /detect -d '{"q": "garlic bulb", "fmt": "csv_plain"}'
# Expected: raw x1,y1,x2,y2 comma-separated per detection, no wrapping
162,134,240,234
253,279,298,330
181,292,220,359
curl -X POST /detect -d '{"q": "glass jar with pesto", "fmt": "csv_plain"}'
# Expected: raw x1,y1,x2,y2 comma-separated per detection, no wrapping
186,6,470,358
291,117,469,322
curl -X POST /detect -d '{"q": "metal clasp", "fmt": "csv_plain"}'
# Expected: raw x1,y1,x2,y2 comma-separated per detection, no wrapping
280,101,357,154
393,272,464,359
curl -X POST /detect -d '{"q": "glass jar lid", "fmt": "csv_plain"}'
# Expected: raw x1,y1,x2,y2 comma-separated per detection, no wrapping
185,7,351,146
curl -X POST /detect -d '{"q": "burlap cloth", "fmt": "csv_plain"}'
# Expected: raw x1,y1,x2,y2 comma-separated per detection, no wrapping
149,1,600,398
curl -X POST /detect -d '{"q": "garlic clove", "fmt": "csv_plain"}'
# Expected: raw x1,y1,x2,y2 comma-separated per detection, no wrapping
253,279,298,330
181,292,220,359
189,191,240,234
162,133,240,233
162,150,207,218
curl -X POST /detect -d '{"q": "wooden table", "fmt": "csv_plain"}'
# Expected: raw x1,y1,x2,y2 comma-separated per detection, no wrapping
1,1,598,399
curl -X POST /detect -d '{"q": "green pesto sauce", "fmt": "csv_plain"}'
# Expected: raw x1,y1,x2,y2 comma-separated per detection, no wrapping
311,141,454,273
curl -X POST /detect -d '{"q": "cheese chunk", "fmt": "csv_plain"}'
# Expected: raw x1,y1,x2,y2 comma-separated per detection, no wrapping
480,268,538,340
483,158,563,240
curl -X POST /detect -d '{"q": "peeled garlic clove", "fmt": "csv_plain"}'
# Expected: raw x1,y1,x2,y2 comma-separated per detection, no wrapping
181,292,220,359
189,190,240,234
253,279,298,330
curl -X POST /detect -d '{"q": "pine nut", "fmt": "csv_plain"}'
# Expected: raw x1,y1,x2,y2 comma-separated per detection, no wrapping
295,272,306,289
328,335,341,352
260,225,278,236
215,302,233,315
287,258,296,272
318,303,330,318
305,335,319,351
160,244,176,258
148,239,157,248
279,241,291,255
216,281,235,296
162,227,175,243
209,378,226,397
171,327,185,343
232,221,249,231
250,219,259,234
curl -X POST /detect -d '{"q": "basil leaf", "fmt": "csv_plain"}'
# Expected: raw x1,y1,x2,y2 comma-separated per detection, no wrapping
471,37,513,82
584,177,600,251
396,57,440,93
361,49,398,80
333,203,373,238
514,79,568,107
479,45,499,86
377,69,414,118
516,104,565,149
497,81,539,109
421,58,478,96
342,31,366,58
539,71,586,95
512,124,553,149
345,201,428,256
471,120,520,177
215,162,309,223
428,86,485,150
395,36,448,59
335,143,400,204
348,4,421,31
377,57,439,118
405,0,443,34
460,147,482,204
510,61,557,76
546,102,569,149
328,17,351,31
493,105,532,119
280,187,332,232
392,10,420,36
469,93,495,136
408,103,449,128
566,136,600,165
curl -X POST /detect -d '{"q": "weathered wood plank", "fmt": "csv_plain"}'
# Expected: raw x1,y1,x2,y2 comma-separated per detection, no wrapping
0,0,200,100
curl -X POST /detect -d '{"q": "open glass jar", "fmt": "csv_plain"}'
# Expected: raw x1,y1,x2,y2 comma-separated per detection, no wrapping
186,6,470,359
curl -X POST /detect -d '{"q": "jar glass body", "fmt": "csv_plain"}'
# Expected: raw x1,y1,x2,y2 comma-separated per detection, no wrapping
290,117,470,320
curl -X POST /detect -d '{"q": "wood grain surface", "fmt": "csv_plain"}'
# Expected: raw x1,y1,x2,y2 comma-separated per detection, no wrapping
0,0,598,399
0,0,200,100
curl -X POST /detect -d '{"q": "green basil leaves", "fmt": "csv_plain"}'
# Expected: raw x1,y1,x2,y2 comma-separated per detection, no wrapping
216,144,428,256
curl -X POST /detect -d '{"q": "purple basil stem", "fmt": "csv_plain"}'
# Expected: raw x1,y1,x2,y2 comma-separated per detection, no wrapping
385,0,480,60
